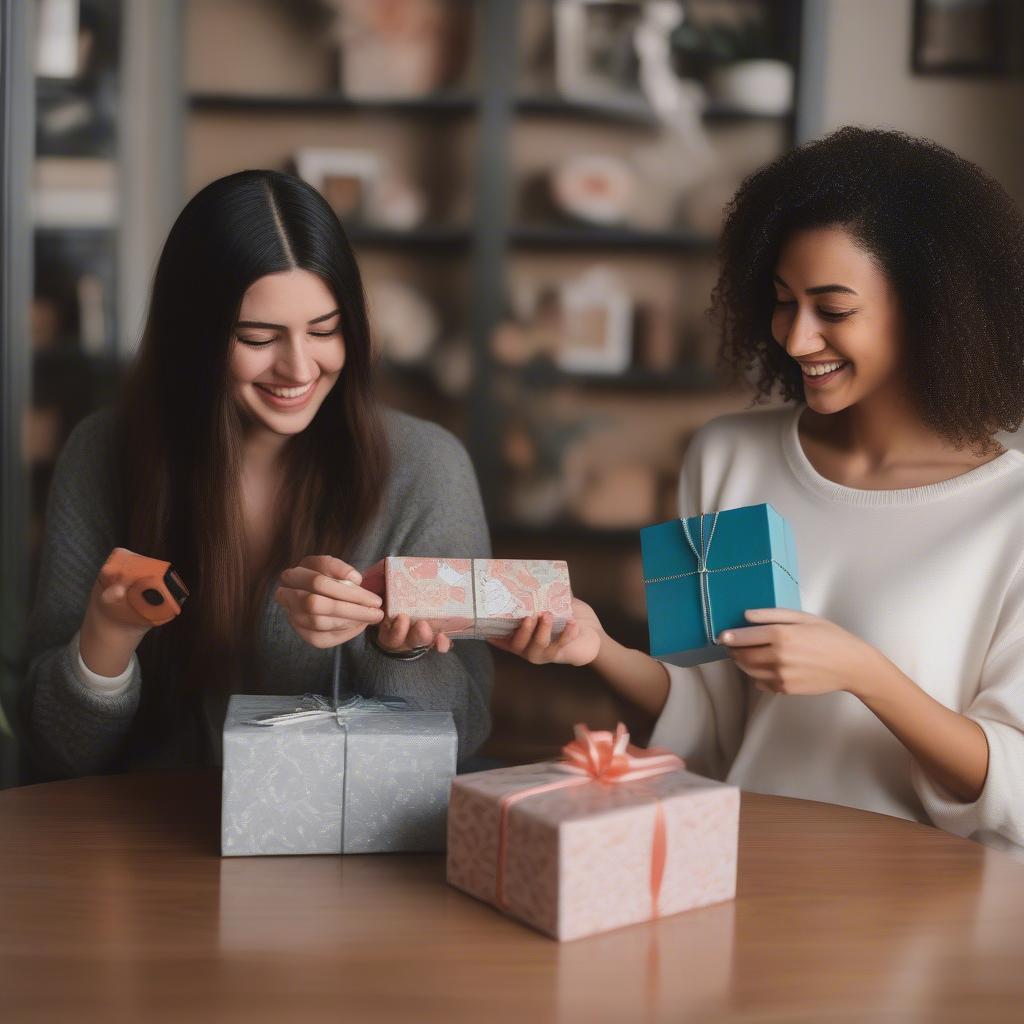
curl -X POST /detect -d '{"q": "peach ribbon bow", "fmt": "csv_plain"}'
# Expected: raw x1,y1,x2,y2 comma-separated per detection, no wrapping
495,723,684,916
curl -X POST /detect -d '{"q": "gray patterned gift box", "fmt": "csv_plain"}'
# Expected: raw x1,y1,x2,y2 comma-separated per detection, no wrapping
221,694,458,857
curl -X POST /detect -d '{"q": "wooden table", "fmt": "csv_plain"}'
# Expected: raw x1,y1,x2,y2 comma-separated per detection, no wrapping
2,773,1023,1023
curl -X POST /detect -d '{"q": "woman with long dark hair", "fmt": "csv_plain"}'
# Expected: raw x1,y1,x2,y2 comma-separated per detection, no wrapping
496,127,1024,856
25,169,492,774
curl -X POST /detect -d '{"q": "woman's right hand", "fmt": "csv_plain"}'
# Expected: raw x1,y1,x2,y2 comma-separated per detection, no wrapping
79,548,158,677
275,555,385,649
488,597,605,666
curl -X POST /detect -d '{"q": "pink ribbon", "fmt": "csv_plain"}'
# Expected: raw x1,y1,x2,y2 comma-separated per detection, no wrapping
495,723,684,918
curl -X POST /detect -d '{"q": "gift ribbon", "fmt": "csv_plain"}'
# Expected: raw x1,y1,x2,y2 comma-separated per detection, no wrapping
642,512,800,646
239,692,407,727
493,723,684,919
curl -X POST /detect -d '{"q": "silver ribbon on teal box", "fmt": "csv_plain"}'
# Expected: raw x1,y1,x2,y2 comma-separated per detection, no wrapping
640,503,801,668
221,693,458,857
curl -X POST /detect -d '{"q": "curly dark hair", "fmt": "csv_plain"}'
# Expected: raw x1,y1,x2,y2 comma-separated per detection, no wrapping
713,125,1024,447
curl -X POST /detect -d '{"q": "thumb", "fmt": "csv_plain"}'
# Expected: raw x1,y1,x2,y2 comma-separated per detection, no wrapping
101,583,128,605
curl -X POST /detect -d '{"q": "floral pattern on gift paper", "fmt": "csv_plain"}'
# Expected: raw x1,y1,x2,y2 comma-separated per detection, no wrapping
385,557,573,639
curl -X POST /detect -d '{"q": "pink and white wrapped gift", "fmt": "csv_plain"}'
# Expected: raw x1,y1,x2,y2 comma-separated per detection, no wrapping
447,724,739,941
370,557,573,640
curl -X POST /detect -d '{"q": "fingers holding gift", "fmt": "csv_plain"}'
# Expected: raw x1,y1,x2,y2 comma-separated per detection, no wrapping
278,566,383,610
274,586,386,629
375,614,448,654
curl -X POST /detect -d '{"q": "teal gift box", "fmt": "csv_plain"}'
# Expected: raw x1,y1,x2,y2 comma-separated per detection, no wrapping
640,503,801,667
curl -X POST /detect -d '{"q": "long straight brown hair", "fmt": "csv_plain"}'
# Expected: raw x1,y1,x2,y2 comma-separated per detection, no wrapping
115,170,390,739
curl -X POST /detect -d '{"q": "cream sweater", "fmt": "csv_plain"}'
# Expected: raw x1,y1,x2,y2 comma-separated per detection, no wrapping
651,405,1024,857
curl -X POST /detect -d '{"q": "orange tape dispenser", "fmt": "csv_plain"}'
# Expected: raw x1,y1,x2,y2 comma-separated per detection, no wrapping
101,549,190,627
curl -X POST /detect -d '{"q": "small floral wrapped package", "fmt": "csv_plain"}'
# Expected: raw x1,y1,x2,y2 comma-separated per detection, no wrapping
365,556,573,640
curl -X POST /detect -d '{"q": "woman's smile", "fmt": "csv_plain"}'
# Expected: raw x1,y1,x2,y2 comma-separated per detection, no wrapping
253,378,318,410
798,358,850,387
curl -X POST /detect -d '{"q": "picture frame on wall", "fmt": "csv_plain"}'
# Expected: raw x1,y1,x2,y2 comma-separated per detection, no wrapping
911,0,1007,75
554,0,644,101
292,148,380,223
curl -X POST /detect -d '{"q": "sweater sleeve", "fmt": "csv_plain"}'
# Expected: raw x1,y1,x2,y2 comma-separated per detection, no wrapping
910,564,1024,854
648,422,750,779
343,421,493,763
23,411,141,778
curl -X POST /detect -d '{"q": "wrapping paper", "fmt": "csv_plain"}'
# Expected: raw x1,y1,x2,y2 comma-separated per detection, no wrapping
378,556,573,639
447,726,739,941
641,503,801,667
221,694,457,856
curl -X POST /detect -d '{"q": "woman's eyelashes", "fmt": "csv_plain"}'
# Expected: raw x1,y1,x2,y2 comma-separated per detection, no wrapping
235,327,340,347
772,298,856,321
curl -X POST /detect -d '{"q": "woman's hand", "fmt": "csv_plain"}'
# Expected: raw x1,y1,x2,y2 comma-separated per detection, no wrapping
374,616,453,655
719,607,886,698
275,556,385,649
487,598,604,667
79,548,158,676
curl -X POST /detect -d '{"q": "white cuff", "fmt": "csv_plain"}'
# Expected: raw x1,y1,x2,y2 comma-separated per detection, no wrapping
72,630,136,697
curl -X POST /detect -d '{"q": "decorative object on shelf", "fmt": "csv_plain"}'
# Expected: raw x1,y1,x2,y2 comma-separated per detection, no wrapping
634,1,712,164
911,0,1007,76
668,2,793,114
556,266,633,375
430,337,473,398
554,0,645,102
293,147,379,222
324,0,471,98
634,302,679,371
447,722,740,941
549,153,637,226
293,147,429,230
641,504,801,667
707,59,793,116
366,279,439,366
363,171,428,230
35,0,82,78
24,406,63,465
32,157,116,229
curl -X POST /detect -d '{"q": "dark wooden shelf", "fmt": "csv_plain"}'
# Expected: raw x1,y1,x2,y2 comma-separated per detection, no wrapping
188,91,475,115
516,93,658,126
188,90,792,124
509,225,717,251
346,225,471,249
517,93,792,125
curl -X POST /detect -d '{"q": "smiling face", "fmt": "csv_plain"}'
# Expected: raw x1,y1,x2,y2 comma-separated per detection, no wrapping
771,226,905,417
228,269,346,440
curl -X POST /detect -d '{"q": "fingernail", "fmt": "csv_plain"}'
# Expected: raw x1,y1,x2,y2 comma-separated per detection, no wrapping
719,632,734,643
347,571,362,583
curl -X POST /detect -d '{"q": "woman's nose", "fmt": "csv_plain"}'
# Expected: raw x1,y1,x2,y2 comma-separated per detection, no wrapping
783,308,827,359
275,334,315,382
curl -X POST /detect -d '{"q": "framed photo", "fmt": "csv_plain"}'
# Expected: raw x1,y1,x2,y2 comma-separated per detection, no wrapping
554,0,644,101
292,148,380,222
912,0,1007,75
556,267,633,375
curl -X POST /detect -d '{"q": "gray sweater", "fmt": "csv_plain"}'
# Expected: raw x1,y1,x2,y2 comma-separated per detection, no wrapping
24,407,493,777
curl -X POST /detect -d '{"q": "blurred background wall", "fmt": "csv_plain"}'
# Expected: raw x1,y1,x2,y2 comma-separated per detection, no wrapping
2,0,1021,784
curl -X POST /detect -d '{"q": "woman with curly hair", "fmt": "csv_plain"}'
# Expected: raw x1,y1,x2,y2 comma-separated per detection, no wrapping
497,126,1024,856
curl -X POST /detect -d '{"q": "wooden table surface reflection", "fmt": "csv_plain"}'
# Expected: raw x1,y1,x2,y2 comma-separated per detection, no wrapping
1,771,1023,1022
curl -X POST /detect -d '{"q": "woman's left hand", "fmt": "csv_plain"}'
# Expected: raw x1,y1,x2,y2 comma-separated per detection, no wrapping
718,608,884,698
375,615,452,655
